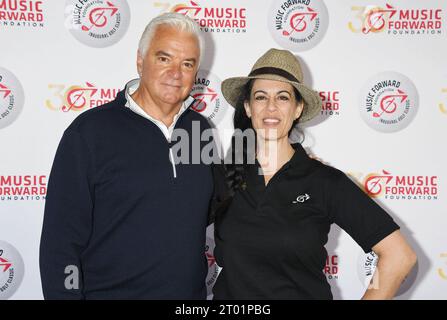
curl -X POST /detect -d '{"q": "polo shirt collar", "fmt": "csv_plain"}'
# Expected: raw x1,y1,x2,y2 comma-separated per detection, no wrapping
246,143,314,183
288,143,313,170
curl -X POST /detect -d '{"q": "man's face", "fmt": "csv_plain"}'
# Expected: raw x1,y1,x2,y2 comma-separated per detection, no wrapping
137,25,200,109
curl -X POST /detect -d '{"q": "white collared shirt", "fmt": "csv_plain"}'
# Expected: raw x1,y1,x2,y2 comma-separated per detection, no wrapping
124,78,194,142
124,79,194,178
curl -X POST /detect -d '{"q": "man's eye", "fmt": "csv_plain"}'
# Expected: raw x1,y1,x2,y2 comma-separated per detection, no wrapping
184,62,194,68
158,57,169,62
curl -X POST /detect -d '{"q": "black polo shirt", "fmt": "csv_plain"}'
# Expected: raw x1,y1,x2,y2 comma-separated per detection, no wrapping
213,143,399,300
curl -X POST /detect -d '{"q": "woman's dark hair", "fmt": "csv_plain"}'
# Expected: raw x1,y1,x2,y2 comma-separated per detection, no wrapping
224,79,304,197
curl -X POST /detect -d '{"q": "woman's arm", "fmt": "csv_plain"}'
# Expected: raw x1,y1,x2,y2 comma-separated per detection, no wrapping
361,230,417,300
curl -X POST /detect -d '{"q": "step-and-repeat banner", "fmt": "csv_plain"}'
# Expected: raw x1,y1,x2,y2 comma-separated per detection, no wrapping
1,0,446,299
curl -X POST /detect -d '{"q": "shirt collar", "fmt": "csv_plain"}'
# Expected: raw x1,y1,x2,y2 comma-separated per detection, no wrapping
288,143,313,169
246,143,315,181
124,78,194,124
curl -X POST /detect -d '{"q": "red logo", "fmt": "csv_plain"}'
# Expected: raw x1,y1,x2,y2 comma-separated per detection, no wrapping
319,91,340,116
164,1,247,32
173,1,201,16
63,82,98,112
0,0,44,27
283,7,318,36
190,70,227,125
364,170,393,197
357,170,438,200
373,89,407,118
81,1,118,32
0,175,47,200
46,83,119,112
206,252,215,267
0,257,12,272
349,3,443,35
0,84,11,99
191,88,218,113
324,255,338,279
363,4,397,34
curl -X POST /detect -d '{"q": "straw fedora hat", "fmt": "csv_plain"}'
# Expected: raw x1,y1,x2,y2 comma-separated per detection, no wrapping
221,48,321,122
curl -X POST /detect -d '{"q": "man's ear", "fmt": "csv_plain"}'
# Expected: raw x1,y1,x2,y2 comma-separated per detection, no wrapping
136,50,144,77
244,101,251,118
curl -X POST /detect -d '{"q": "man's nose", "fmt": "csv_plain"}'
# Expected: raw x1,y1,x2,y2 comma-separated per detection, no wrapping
168,64,182,79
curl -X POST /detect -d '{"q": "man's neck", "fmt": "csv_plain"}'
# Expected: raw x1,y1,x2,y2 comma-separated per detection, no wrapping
131,87,182,128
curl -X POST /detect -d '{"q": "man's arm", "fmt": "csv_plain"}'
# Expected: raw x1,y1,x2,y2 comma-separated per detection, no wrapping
39,129,95,299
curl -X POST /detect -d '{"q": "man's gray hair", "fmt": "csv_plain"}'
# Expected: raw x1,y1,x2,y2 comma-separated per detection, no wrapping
138,12,203,64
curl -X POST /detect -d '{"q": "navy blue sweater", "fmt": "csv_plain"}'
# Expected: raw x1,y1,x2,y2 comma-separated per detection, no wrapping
40,90,215,299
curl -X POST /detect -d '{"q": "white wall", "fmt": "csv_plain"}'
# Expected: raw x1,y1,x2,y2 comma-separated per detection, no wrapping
1,0,446,299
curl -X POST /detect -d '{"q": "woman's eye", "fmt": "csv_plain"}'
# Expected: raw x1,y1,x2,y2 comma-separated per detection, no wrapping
255,96,266,100
278,95,289,101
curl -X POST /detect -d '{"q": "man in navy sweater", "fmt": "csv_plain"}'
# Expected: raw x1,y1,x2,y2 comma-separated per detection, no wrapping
39,13,217,299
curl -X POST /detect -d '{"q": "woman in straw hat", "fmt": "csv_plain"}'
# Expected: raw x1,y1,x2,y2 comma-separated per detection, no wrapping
211,48,417,300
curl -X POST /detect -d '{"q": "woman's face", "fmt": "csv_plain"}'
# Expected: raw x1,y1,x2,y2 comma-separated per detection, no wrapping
244,79,303,141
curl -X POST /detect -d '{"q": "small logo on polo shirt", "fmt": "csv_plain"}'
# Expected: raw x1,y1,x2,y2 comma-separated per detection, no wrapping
292,193,310,203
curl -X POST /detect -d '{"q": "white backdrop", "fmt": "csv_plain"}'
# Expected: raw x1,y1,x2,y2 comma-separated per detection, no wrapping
1,0,446,300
